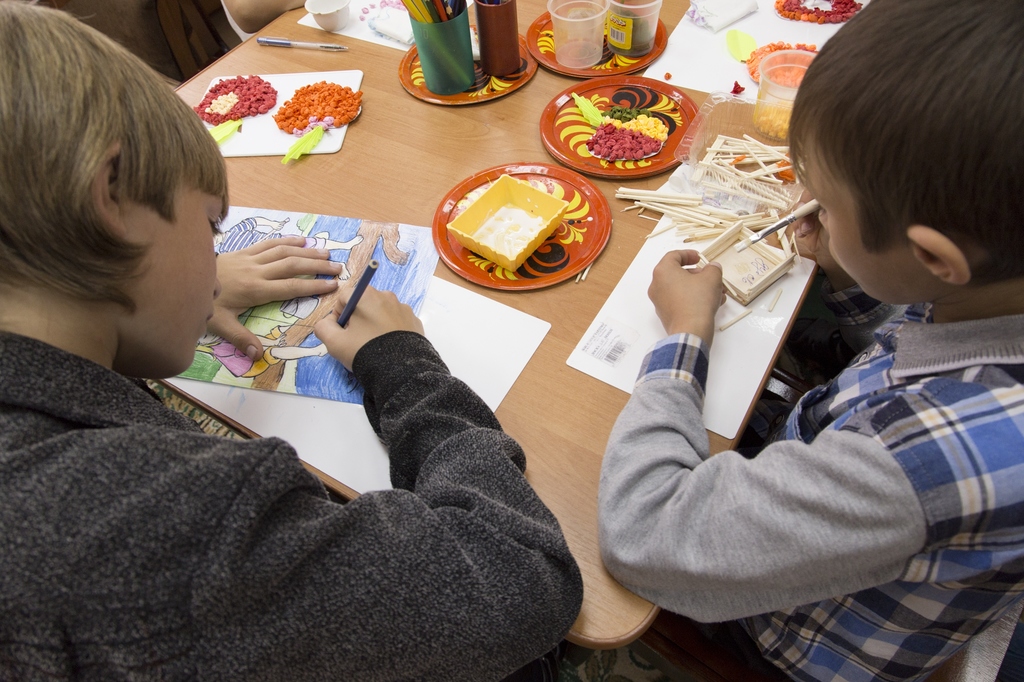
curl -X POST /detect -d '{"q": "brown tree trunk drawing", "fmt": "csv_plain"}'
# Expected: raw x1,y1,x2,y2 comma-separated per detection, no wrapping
251,221,410,392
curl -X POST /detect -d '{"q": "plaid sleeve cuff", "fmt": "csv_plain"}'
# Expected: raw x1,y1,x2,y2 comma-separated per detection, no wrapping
821,279,885,326
636,334,709,396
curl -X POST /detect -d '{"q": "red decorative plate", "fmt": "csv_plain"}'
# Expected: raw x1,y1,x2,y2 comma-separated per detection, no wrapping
526,13,667,79
399,34,538,105
432,163,611,290
540,76,698,179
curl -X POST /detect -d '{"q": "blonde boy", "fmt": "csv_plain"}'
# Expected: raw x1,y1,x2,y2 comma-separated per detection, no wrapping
0,4,581,679
598,0,1024,680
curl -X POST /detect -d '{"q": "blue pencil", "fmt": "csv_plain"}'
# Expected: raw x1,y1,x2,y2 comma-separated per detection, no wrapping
337,259,379,328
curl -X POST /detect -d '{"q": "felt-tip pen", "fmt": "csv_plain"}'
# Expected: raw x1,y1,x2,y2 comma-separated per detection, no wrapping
257,37,348,51
337,260,379,328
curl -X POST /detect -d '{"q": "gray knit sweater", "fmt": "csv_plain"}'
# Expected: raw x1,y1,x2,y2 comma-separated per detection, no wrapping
0,331,582,681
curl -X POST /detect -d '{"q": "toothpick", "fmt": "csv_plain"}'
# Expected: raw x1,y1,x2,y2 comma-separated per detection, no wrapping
579,263,592,282
719,309,753,331
767,288,783,312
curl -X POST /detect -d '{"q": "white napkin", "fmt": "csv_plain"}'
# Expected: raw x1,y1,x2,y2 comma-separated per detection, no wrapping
368,7,414,44
685,0,758,32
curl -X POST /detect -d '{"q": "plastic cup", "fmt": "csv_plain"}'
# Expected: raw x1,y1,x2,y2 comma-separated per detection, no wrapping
305,0,351,31
410,6,475,95
753,49,815,140
475,0,520,77
546,0,609,69
606,0,660,57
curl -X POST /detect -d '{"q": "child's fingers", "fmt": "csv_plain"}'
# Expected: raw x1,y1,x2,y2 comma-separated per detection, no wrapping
206,309,261,361
235,235,310,257
261,254,345,279
255,275,341,302
253,242,333,265
656,249,701,271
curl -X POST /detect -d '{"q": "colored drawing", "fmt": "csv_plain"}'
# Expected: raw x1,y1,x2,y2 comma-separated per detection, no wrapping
180,206,439,404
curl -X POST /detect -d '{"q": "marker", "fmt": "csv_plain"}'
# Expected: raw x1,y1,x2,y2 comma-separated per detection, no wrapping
257,37,348,51
337,260,378,328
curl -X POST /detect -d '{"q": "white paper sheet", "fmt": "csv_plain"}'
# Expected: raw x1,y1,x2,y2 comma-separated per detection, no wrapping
640,0,853,95
566,204,815,441
169,276,550,493
298,6,413,51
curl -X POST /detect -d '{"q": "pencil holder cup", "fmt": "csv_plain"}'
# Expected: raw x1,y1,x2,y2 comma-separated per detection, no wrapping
474,0,520,78
410,7,475,95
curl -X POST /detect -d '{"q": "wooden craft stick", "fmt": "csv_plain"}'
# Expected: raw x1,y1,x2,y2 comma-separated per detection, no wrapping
767,288,783,312
718,308,753,331
645,221,678,239
722,277,744,300
579,263,592,282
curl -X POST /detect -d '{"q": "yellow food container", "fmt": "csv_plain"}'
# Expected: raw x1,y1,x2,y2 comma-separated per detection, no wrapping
446,174,570,272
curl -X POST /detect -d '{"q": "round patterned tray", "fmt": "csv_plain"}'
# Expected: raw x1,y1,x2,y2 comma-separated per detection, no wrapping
539,76,698,179
526,13,667,79
432,163,611,290
399,34,538,105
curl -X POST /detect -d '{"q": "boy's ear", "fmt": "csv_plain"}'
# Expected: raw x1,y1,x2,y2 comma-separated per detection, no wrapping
906,225,973,286
90,143,128,238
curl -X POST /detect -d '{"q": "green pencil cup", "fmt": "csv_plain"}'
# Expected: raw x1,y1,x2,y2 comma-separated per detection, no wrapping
411,7,475,95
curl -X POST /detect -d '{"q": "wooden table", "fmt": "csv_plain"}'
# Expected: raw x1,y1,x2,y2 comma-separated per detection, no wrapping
176,1,793,649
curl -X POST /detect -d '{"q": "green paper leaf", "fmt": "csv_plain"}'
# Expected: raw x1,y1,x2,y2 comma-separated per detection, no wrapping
571,92,605,128
282,126,325,164
209,119,243,145
727,29,757,63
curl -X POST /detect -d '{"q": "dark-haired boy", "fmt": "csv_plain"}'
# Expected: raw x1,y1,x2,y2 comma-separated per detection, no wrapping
598,0,1024,679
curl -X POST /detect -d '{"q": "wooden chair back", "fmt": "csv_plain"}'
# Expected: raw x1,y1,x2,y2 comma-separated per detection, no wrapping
155,0,228,81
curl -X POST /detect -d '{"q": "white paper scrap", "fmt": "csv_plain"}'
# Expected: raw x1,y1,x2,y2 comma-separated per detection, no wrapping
171,276,550,493
566,206,815,441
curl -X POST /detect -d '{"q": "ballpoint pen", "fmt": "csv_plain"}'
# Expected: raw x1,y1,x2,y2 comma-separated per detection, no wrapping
257,37,348,51
735,199,821,252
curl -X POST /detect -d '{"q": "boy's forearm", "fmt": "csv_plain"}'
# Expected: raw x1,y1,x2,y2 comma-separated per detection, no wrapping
346,330,584,664
599,342,926,622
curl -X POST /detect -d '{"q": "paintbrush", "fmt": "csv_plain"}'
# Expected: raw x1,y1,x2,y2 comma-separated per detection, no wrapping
735,199,820,252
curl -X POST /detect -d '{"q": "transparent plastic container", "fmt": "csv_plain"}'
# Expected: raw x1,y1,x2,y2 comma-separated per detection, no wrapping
673,92,802,214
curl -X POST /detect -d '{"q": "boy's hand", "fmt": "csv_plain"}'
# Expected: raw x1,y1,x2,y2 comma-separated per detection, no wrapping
210,236,344,359
649,250,724,345
313,286,424,370
791,193,856,290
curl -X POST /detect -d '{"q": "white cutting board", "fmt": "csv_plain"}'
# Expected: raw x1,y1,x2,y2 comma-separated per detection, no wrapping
198,70,363,158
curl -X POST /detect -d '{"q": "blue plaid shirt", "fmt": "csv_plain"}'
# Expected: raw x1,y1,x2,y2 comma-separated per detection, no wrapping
640,290,1024,681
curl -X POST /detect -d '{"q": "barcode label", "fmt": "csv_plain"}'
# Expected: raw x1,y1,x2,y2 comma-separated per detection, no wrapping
606,14,632,49
581,321,638,367
604,340,627,363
